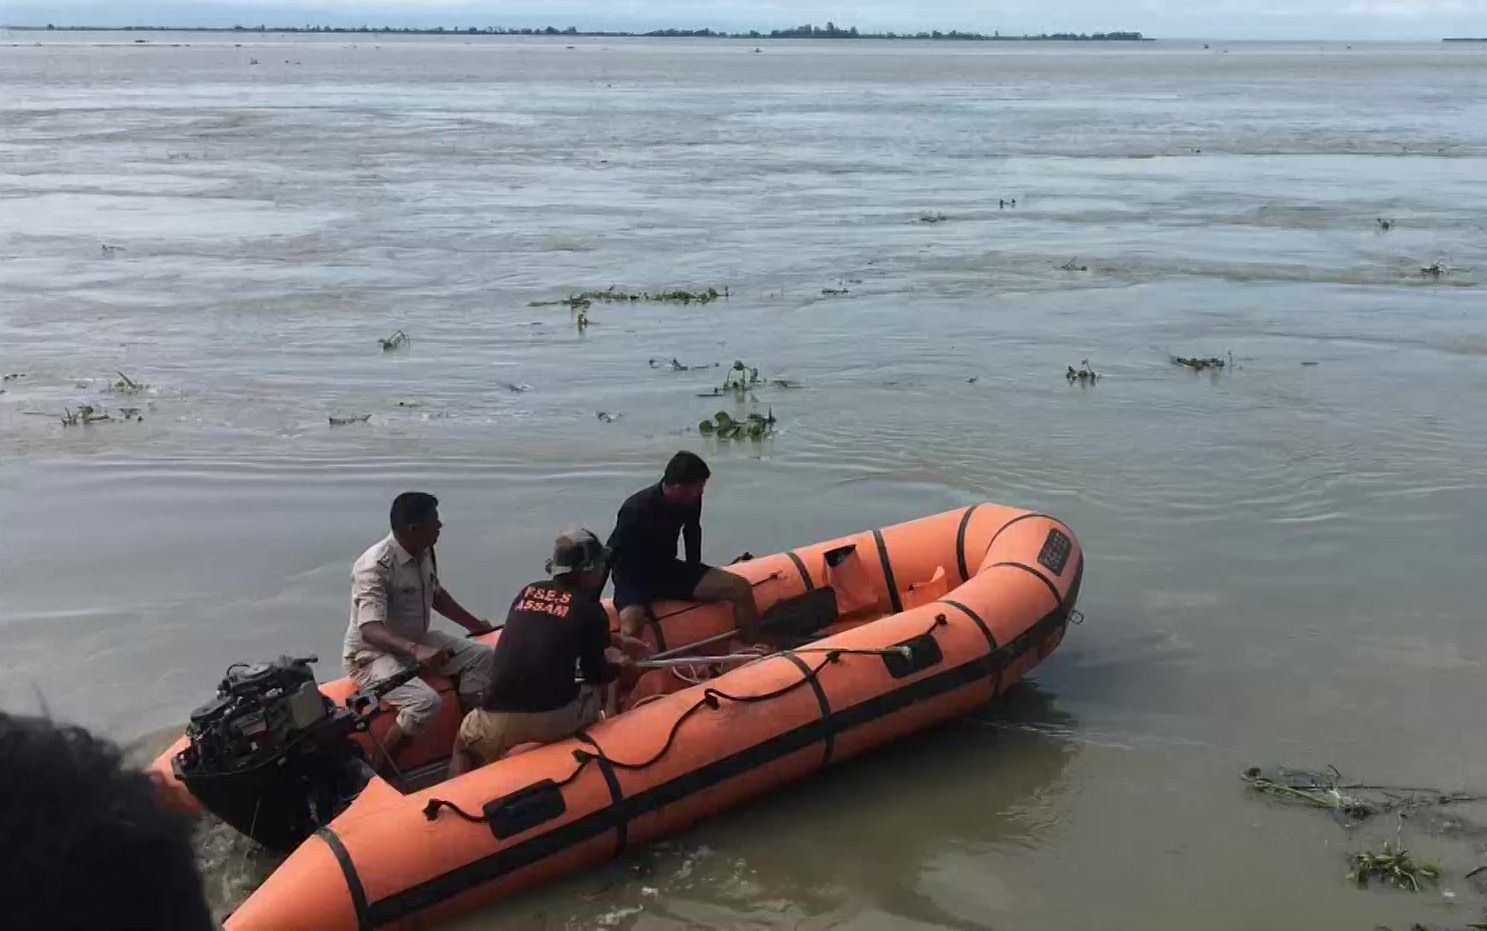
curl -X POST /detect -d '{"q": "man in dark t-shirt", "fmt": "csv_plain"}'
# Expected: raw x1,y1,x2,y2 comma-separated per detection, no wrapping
450,528,624,775
605,451,759,644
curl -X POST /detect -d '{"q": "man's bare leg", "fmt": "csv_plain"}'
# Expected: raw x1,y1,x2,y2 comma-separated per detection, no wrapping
375,723,412,774
618,605,650,641
694,568,759,640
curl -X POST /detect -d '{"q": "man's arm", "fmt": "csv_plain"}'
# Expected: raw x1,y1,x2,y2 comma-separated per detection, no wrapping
353,562,444,665
433,588,495,635
578,606,617,686
683,504,701,564
360,622,444,666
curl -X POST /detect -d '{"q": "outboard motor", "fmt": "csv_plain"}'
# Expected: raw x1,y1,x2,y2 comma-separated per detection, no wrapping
172,655,389,853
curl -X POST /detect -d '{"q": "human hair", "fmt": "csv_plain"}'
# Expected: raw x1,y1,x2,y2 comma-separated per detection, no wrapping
0,712,215,931
662,450,710,487
390,491,439,532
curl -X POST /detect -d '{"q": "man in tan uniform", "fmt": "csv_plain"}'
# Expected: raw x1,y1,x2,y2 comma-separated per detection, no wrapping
343,491,496,773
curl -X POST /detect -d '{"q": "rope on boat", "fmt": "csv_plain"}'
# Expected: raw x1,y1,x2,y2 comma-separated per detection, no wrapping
422,614,954,823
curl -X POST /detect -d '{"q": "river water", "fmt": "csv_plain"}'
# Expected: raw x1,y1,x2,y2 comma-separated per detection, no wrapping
3,32,1487,930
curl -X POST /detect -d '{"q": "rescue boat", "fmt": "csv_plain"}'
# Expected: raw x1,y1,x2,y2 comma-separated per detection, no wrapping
149,503,1083,930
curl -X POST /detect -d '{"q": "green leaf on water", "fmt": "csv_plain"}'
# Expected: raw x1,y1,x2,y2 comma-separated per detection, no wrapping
698,420,715,434
714,411,735,426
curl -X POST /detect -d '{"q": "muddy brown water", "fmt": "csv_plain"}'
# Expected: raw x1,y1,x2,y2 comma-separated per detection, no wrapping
3,33,1487,930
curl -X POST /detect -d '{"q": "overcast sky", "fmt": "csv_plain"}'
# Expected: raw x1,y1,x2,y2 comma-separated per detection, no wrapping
3,0,1486,39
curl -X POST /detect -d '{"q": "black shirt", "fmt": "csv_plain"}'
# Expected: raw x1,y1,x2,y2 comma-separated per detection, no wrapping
482,580,614,714
606,482,701,583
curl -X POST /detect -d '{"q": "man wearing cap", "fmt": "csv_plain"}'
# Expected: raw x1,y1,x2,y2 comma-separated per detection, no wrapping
449,528,626,776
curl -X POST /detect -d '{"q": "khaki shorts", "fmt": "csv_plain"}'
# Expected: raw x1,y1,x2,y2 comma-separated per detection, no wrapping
457,689,601,765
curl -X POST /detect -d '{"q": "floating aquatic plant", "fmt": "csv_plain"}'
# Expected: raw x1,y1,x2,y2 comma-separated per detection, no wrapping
1171,353,1230,373
530,287,726,308
1347,843,1440,892
698,408,776,440
1066,360,1099,384
60,404,114,426
109,371,148,394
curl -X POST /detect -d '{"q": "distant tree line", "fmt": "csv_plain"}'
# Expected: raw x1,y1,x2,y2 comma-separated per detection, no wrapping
31,22,1146,41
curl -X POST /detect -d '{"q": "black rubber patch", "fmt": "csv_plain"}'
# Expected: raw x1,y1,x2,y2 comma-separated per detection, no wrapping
882,633,943,678
1037,528,1072,577
872,529,904,614
484,780,567,840
316,827,372,931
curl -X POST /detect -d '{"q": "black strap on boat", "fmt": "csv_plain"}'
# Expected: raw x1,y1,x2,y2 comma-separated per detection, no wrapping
574,731,627,857
939,600,997,653
778,651,834,764
988,561,1064,612
316,827,372,931
871,529,903,614
785,550,814,591
938,602,1002,693
955,504,980,583
642,604,668,653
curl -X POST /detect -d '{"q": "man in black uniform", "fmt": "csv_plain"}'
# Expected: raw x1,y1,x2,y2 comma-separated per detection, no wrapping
606,451,759,645
449,528,623,775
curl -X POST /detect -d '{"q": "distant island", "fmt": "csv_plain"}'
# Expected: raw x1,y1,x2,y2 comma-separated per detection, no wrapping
15,21,1148,41
1442,37,1487,42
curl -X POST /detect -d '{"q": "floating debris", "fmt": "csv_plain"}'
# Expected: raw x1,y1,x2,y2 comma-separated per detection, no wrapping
650,358,715,372
119,407,143,421
576,310,590,331
1348,843,1440,892
698,408,776,440
328,414,370,426
101,244,125,255
967,376,979,384
1376,217,1394,231
596,411,619,423
1172,354,1230,373
1301,361,1319,367
530,287,726,307
60,405,112,426
109,371,148,394
721,360,760,394
915,212,947,224
1421,262,1446,278
1242,765,1484,825
2,373,24,382
378,330,408,351
1066,360,1099,384
1058,258,1089,271
769,378,802,389
497,382,532,393
395,400,425,408
821,287,849,296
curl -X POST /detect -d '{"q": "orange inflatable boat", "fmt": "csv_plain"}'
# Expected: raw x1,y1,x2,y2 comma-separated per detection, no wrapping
150,503,1083,930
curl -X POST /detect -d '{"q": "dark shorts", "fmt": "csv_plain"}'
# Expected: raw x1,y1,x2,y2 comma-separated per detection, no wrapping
613,559,713,612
